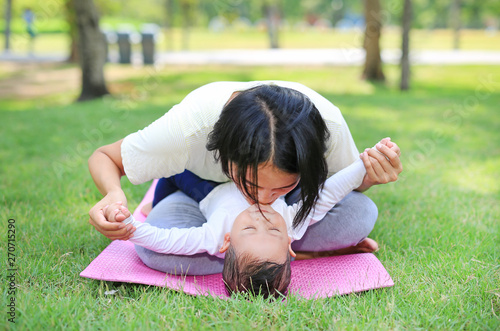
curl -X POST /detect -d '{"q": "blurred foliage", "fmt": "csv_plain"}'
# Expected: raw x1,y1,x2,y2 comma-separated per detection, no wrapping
0,0,499,33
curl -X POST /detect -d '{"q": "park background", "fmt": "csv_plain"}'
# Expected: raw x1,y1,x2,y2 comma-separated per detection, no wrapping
1,0,499,329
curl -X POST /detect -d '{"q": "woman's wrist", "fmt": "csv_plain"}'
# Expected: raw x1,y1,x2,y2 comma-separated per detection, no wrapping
105,189,128,206
355,176,374,192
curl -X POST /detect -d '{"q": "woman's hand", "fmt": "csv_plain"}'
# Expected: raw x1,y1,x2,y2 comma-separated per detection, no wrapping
88,139,135,240
357,137,403,192
88,190,135,241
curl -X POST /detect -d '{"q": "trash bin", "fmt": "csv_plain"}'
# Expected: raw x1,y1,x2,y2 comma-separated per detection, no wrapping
116,24,138,64
141,24,160,65
117,31,131,64
141,33,155,65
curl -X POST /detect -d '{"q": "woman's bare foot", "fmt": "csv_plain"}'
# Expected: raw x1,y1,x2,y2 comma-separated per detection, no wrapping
141,202,153,216
294,238,379,260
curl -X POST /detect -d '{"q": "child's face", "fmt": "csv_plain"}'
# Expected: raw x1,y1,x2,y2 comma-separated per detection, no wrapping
220,204,296,262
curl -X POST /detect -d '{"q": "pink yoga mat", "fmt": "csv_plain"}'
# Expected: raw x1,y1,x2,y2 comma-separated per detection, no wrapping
81,180,394,299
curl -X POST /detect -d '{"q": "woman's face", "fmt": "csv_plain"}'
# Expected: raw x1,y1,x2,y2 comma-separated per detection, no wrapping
230,163,300,205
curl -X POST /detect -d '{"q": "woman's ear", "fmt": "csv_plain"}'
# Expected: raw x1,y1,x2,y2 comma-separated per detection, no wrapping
219,233,231,253
288,236,296,258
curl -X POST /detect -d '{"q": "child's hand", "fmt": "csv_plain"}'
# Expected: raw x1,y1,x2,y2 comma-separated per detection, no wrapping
358,137,403,190
103,202,131,223
378,137,401,158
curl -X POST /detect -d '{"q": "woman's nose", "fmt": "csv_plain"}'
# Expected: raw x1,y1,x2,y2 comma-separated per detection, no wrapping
258,189,276,204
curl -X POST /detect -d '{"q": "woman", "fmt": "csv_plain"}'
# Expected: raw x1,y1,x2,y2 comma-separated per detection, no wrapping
88,81,402,275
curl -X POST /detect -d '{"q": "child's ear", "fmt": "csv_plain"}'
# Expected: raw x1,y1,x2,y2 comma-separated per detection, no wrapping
288,236,296,258
219,233,231,253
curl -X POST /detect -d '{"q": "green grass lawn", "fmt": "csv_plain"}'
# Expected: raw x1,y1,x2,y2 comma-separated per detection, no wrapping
1,64,499,330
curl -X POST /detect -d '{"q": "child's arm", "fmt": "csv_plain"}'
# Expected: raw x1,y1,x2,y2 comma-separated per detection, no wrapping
283,156,368,234
310,158,366,222
113,206,221,256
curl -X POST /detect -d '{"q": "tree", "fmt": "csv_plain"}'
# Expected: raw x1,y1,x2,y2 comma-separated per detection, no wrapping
64,0,79,62
72,0,109,101
451,0,461,50
263,0,281,49
400,0,412,91
3,0,12,52
180,0,197,50
165,0,175,51
362,0,385,81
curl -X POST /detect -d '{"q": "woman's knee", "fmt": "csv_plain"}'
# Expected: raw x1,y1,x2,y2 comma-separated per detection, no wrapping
135,245,224,275
146,191,207,229
291,191,378,252
345,191,378,235
136,191,224,275
134,245,187,275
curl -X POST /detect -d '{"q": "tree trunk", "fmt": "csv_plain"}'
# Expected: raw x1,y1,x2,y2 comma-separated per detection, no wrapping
362,0,385,81
400,0,412,91
165,0,174,51
68,37,79,63
65,0,79,62
72,0,109,102
4,0,12,52
451,0,461,50
469,4,481,29
180,0,192,50
263,1,280,49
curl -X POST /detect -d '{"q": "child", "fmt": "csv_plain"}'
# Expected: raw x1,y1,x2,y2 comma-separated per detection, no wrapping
105,155,369,298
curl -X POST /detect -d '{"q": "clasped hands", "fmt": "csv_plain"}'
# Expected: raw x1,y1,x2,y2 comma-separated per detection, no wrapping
88,191,136,241
358,137,403,192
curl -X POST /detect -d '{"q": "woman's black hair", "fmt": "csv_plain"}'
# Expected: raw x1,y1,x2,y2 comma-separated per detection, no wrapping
206,84,330,229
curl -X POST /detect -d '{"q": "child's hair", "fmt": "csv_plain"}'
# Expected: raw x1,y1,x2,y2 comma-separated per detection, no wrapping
207,84,330,230
222,245,291,299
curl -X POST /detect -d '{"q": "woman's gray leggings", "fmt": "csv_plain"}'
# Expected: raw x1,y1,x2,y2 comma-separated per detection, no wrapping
135,190,378,275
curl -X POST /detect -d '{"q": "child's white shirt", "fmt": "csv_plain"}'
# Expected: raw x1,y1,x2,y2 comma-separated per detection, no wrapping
123,159,366,258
